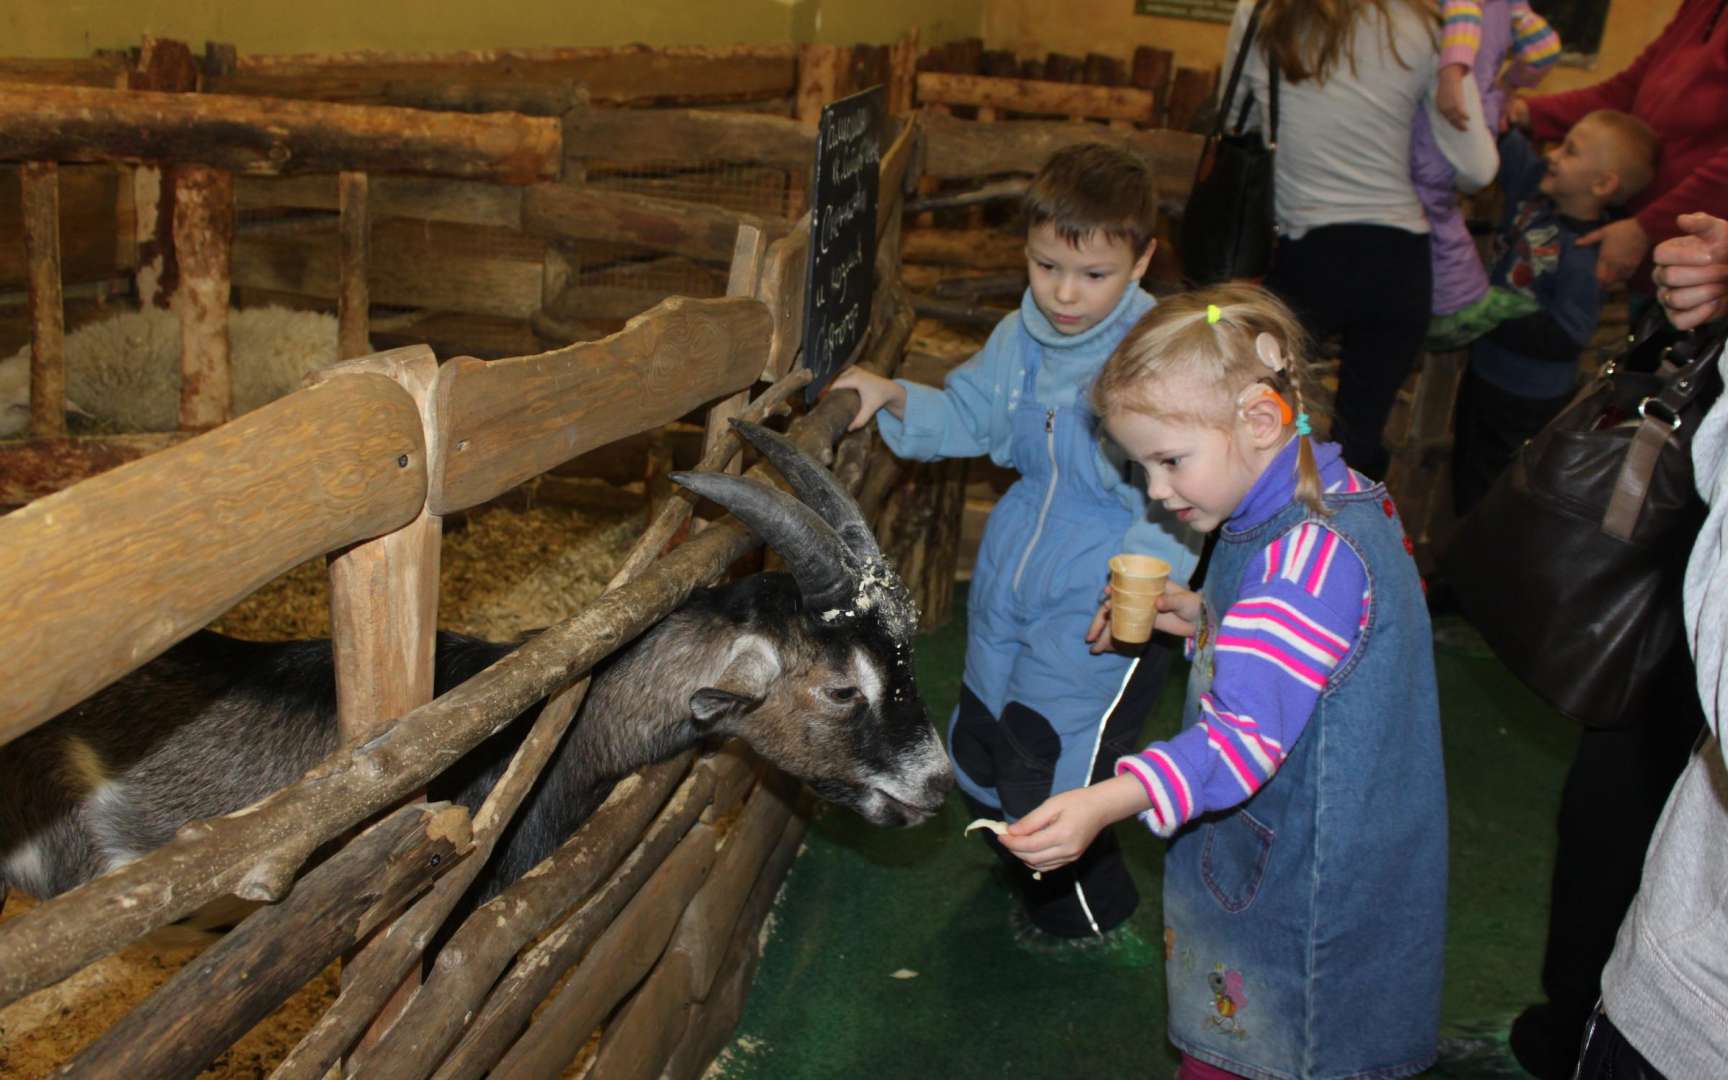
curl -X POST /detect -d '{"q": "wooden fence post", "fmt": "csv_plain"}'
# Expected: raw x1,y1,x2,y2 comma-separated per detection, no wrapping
20,161,67,439
317,344,444,1061
172,163,234,429
338,171,371,360
128,36,200,310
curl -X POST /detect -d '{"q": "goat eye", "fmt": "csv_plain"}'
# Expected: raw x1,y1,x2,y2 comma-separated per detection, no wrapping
825,686,859,704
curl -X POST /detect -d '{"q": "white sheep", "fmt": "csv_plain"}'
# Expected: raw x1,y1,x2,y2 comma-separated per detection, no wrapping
0,306,366,437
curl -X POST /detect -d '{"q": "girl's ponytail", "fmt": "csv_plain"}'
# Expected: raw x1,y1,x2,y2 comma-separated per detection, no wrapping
1286,372,1327,517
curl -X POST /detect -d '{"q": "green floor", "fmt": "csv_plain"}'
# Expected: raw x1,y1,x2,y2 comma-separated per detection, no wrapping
712,587,1577,1080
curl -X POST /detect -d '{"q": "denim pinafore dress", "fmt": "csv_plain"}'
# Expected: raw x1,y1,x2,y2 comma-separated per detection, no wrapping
1164,488,1447,1079
954,325,1135,808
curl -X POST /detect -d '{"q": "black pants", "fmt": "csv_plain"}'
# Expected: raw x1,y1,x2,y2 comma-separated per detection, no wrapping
1265,224,1433,480
1518,689,1705,1072
950,643,1174,938
1575,1009,1668,1080
1451,366,1573,518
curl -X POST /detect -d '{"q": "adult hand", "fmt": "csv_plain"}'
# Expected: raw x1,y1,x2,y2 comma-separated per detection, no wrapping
1501,96,1531,134
1653,213,1728,330
1577,218,1651,289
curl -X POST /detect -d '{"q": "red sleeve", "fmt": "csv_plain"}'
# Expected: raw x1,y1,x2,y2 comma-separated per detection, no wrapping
1636,144,1728,244
1525,12,1673,140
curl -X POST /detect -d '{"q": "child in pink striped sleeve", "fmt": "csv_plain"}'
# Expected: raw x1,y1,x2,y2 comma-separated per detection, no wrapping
1000,284,1446,1080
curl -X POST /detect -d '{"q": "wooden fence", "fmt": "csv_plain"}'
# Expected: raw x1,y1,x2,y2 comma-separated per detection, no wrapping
0,45,930,1078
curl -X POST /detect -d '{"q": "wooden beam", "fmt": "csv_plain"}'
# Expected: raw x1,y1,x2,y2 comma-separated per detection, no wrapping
209,44,799,110
485,825,719,1079
20,162,66,438
564,105,812,170
796,44,846,127
236,173,524,229
916,71,1155,124
57,802,470,1080
0,373,426,746
232,217,546,320
433,295,772,514
888,30,920,116
0,83,561,183
172,163,235,430
521,183,783,265
919,110,1201,203
0,57,128,89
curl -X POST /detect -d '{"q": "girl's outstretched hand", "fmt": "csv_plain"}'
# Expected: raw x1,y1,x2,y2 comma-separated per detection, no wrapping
826,368,908,431
999,776,1151,874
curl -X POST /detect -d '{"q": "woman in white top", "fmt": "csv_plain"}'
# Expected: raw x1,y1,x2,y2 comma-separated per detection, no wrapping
1222,0,1490,478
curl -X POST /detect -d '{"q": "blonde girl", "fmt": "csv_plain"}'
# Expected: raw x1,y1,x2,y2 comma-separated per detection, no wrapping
1001,285,1447,1080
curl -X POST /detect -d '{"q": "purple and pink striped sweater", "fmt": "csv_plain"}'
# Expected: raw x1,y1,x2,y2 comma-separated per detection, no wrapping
1440,0,1562,89
1115,439,1378,838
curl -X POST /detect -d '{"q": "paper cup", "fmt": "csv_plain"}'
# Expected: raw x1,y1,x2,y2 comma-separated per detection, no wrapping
1108,554,1169,644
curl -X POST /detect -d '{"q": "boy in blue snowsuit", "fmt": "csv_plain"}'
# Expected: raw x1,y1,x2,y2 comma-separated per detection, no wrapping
832,144,1201,939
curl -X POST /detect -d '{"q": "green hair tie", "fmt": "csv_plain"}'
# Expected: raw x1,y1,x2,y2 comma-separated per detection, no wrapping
1295,412,1312,437
1206,304,1222,324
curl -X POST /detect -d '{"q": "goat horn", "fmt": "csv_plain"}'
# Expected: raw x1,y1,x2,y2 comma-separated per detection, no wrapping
728,419,885,563
672,470,856,613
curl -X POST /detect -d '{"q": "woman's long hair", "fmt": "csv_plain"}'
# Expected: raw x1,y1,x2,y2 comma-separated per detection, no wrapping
1260,0,1440,84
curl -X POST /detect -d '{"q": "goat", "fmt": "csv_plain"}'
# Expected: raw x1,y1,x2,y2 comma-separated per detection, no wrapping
0,421,954,922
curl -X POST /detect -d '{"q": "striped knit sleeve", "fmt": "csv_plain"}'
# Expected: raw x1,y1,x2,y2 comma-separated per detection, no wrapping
1115,521,1368,837
1440,0,1485,71
1504,2,1562,89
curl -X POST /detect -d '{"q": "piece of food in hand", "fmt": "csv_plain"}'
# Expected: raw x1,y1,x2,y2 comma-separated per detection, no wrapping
964,818,1041,878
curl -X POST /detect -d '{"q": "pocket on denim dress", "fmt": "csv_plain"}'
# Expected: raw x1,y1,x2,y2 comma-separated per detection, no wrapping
1200,809,1275,913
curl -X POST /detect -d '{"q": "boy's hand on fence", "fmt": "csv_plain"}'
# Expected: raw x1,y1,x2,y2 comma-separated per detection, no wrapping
826,368,907,431
1437,65,1471,131
1654,213,1728,330
1000,776,1151,874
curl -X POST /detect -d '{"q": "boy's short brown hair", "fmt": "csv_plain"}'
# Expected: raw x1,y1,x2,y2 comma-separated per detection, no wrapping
1022,142,1160,254
1581,110,1660,205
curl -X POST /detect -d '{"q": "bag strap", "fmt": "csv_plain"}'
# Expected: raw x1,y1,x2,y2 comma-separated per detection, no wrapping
1217,0,1274,140
1602,330,1725,540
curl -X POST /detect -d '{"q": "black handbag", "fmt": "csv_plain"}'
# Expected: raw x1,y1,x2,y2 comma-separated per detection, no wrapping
1180,0,1280,286
1437,313,1726,728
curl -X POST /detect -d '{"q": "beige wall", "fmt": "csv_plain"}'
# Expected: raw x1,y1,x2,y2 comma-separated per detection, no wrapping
3,0,983,58
981,0,1681,95
1541,0,1682,93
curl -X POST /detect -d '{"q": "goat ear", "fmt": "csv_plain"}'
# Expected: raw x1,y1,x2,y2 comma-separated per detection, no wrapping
689,687,761,730
689,635,781,731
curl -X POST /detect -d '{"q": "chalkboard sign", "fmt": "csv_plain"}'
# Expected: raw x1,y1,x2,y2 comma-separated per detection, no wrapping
802,85,884,401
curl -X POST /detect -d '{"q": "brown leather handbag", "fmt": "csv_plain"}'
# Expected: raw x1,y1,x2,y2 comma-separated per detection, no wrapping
1437,315,1725,728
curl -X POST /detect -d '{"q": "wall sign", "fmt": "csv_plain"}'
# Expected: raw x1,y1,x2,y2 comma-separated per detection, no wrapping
1134,0,1237,23
802,84,883,401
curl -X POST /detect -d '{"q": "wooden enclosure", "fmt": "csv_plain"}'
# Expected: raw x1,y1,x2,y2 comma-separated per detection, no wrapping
0,35,947,1080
